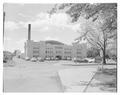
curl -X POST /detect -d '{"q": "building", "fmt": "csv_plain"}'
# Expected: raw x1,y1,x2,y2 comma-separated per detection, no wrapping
24,24,87,60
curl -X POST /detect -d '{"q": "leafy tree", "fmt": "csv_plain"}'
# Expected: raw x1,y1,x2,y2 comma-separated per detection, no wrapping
87,47,100,58
3,51,13,62
50,3,117,64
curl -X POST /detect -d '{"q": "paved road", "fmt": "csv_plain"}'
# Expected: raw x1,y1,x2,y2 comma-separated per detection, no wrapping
3,58,99,92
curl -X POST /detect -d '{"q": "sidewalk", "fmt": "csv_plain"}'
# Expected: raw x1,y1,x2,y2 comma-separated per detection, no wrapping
57,60,116,66
58,67,99,92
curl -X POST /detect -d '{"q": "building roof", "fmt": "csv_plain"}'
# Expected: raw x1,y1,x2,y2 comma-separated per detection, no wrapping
45,40,64,45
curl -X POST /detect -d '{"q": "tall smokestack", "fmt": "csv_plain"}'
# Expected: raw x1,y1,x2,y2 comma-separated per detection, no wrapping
28,24,31,40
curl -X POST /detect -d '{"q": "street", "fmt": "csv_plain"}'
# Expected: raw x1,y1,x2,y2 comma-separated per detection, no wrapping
3,58,113,92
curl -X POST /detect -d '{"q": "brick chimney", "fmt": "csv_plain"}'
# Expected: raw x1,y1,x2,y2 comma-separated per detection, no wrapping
28,24,31,40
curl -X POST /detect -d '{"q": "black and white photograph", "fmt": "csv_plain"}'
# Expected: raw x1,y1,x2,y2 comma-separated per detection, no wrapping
2,1,117,93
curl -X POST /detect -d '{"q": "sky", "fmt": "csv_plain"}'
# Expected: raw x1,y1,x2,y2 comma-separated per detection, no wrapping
4,3,85,53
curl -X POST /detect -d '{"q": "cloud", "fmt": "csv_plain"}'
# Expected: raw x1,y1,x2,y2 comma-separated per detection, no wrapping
44,36,60,41
21,12,75,32
4,37,12,41
41,26,49,31
5,21,19,31
16,39,26,44
49,13,70,25
18,13,31,18
20,12,88,34
36,12,69,25
18,13,27,18
36,12,49,20
15,39,26,52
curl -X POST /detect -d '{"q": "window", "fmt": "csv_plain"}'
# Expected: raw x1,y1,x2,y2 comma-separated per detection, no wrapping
33,55,39,57
77,49,81,51
56,51,61,54
64,48,71,51
77,52,81,54
55,46,63,49
33,47,39,49
64,51,71,54
46,51,53,54
77,56,80,58
33,50,39,53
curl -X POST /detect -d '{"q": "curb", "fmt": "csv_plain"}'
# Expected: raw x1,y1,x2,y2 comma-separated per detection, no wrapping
56,71,65,92
57,68,98,92
61,63,116,66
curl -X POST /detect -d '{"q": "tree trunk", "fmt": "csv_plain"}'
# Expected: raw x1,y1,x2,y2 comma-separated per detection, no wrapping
102,38,106,65
102,49,106,65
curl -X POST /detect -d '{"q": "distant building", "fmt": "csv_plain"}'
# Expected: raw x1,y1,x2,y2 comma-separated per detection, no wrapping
24,40,87,60
24,24,87,60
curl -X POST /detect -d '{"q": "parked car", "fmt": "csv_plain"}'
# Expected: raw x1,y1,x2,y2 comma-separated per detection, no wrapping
72,57,77,62
31,57,37,62
45,57,50,60
67,57,71,60
78,59,88,63
73,58,88,63
25,57,30,61
55,57,59,60
37,57,44,62
51,57,54,60
84,58,95,63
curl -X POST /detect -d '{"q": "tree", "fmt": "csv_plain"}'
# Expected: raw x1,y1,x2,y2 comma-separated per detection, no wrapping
13,50,21,57
3,51,13,63
87,47,100,58
50,3,117,65
76,19,109,64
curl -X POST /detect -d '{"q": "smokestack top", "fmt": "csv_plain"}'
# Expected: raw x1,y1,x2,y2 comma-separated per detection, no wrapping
28,24,31,40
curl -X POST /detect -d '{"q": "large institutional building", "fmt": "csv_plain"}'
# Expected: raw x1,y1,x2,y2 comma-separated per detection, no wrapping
24,24,87,60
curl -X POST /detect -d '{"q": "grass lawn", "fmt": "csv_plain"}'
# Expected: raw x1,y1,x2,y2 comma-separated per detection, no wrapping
3,60,16,67
94,67,117,92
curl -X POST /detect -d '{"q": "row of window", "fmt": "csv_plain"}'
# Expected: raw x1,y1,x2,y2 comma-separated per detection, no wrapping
33,47,39,49
64,48,72,51
33,51,39,53
32,55,82,58
64,56,72,58
77,49,82,51
56,51,62,54
45,51,72,54
77,56,82,58
55,46,63,49
33,55,39,57
45,55,54,58
45,51,53,53
64,51,72,54
33,50,82,55
33,51,80,55
46,48,53,50
33,47,81,51
77,52,81,54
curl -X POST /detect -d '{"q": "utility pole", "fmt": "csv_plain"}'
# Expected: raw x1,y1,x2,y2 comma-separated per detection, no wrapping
3,4,5,92
3,9,5,44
